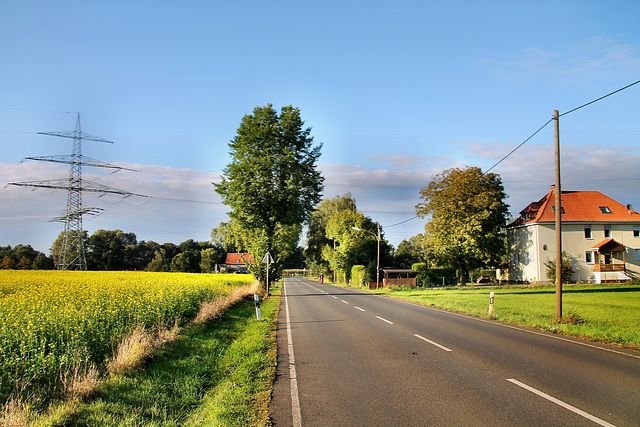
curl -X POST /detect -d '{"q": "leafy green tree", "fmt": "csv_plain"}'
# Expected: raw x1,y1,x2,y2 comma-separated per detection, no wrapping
305,193,357,274
51,231,89,270
415,166,509,285
214,104,324,291
147,248,170,272
544,252,575,283
210,221,242,254
321,208,392,284
87,229,137,270
394,234,429,268
200,248,220,272
170,250,201,273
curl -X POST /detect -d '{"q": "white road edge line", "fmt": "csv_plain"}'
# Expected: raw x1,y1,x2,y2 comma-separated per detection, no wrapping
375,315,394,325
507,379,616,427
354,306,366,312
413,334,453,352
284,283,303,427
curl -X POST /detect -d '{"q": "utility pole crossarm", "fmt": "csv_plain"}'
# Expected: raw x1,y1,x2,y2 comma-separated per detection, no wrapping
22,155,138,172
37,130,114,144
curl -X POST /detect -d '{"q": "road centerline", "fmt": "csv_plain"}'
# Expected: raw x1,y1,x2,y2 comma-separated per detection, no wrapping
375,315,394,325
413,333,453,352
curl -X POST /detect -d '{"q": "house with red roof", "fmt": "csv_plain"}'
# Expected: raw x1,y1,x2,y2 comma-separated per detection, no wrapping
505,187,640,284
220,253,254,273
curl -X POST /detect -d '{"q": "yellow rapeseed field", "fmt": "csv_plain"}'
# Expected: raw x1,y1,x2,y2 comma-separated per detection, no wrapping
0,270,255,401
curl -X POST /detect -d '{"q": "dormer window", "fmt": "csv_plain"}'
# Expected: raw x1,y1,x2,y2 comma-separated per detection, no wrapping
599,206,611,214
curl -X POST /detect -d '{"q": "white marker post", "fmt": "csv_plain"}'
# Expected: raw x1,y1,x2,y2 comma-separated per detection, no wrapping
262,251,275,295
488,291,495,316
254,294,261,321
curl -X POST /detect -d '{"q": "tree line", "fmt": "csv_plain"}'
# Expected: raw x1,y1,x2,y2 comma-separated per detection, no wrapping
4,104,510,286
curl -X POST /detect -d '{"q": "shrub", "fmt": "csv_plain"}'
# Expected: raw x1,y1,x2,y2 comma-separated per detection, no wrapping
351,265,366,287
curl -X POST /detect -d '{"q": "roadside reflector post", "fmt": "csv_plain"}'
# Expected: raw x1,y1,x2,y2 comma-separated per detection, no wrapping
488,291,495,316
254,294,261,321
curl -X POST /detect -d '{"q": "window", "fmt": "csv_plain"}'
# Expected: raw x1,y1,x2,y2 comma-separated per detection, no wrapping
636,249,640,261
584,225,592,239
634,226,640,238
585,251,594,264
604,225,611,238
599,206,612,214
550,206,565,214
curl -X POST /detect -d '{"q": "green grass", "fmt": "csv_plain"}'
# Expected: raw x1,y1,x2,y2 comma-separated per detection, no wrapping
34,292,280,427
342,283,640,349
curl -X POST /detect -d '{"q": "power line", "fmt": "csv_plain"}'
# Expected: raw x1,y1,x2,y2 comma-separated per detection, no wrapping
484,119,553,174
383,215,418,228
559,78,640,117
484,78,640,174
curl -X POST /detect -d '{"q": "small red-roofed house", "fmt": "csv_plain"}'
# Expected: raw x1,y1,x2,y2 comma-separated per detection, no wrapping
505,187,640,284
220,253,254,273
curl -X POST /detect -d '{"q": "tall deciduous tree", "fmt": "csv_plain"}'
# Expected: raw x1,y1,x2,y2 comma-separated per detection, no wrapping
215,104,324,290
305,193,358,273
415,167,509,284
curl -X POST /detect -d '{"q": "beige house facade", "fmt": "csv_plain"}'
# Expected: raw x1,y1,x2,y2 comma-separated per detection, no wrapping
506,188,640,284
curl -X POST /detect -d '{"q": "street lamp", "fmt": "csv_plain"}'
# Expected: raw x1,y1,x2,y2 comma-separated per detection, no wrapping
352,225,381,288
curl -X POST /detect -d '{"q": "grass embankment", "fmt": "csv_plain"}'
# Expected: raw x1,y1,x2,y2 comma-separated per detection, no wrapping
338,281,640,350
33,292,279,427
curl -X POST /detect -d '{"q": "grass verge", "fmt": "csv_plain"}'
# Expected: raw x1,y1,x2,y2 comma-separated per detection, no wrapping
332,281,640,350
30,291,280,427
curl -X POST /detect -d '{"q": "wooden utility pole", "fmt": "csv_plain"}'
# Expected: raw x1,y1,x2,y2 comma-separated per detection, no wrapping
554,110,563,320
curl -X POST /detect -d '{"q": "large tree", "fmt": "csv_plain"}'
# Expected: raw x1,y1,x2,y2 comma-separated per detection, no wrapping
415,166,509,284
215,104,324,291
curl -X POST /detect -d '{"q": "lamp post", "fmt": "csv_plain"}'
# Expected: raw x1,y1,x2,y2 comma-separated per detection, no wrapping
352,225,381,288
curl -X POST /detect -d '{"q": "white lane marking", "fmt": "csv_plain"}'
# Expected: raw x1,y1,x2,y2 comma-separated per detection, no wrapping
376,315,394,325
284,283,303,427
413,334,453,352
507,379,616,427
341,300,349,304
331,295,338,299
354,306,366,312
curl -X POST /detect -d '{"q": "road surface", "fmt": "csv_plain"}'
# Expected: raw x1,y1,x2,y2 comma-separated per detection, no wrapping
270,277,640,426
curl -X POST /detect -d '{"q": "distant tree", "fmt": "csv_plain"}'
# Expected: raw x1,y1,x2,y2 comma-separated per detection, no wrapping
0,245,54,270
214,104,324,291
415,166,509,285
147,249,170,272
305,193,357,274
394,234,429,268
170,250,201,273
210,222,241,254
321,208,392,284
87,229,137,270
51,231,89,270
200,248,220,272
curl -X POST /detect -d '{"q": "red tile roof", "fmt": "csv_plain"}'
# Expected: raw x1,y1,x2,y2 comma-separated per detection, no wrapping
224,253,254,265
508,188,639,227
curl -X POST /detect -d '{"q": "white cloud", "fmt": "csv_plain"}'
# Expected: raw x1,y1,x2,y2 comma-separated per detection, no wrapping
2,141,639,254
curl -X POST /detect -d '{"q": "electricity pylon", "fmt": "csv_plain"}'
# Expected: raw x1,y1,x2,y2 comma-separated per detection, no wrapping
8,114,144,270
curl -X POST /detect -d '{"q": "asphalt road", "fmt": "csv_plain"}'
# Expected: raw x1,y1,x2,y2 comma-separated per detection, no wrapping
269,277,640,427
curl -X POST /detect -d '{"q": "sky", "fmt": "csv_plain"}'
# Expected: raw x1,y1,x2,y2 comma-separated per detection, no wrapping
1,0,639,254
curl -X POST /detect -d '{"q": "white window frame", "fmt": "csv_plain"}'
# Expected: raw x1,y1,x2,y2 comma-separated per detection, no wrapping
584,225,592,240
634,226,640,238
604,225,611,239
585,251,594,264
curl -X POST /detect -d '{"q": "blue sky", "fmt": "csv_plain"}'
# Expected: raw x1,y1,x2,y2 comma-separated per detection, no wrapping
1,1,639,253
